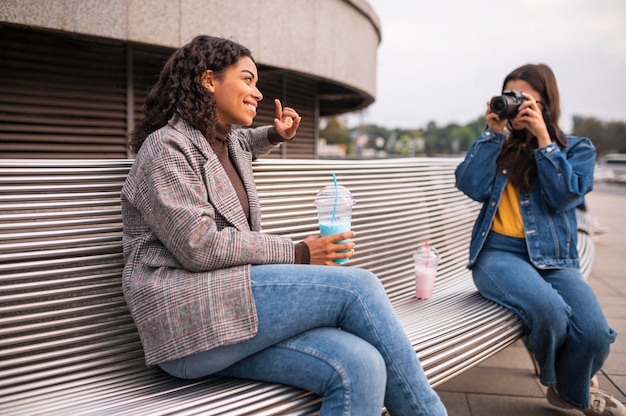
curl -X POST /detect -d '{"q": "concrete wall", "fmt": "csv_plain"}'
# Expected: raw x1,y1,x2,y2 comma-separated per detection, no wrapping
0,0,381,101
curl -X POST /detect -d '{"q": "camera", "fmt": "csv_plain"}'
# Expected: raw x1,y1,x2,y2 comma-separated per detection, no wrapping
490,89,526,119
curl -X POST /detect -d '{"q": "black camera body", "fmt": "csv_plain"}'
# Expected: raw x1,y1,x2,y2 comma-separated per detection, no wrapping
490,89,526,119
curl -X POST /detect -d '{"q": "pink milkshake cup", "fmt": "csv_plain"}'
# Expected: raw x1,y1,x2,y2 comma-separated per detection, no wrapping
414,243,440,299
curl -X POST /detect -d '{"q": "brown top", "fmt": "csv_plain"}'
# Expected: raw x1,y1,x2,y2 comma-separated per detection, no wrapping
209,123,309,264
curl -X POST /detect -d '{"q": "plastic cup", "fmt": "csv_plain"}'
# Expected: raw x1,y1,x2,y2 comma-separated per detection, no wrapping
313,185,355,264
413,244,440,299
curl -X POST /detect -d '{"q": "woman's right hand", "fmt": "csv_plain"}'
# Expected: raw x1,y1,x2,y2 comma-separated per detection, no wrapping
303,231,356,265
486,99,508,133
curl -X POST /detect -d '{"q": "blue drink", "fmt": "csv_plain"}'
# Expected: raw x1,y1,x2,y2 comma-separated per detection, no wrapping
314,184,355,265
319,221,351,264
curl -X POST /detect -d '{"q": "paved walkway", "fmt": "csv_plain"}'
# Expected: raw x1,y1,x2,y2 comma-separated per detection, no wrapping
434,187,626,415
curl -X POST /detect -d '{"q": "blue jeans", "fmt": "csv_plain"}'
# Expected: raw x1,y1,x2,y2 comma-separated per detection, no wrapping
158,264,446,416
472,232,617,409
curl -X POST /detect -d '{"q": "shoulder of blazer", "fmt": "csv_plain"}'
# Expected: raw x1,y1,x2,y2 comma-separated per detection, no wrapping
166,116,214,159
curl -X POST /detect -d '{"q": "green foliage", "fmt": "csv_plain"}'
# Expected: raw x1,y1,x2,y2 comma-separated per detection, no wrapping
319,116,355,155
319,114,625,158
572,116,626,156
320,116,351,145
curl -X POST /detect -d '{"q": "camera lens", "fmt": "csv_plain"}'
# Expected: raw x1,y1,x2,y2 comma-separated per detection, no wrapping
490,92,524,119
490,96,507,115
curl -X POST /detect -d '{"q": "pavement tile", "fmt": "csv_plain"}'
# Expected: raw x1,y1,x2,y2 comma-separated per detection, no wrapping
436,391,471,416
609,375,626,398
474,340,535,370
436,365,544,397
466,394,580,416
597,372,626,401
588,280,616,298
604,351,626,376
597,301,625,321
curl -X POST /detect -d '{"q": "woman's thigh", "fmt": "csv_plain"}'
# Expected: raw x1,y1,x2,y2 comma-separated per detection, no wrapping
472,249,571,327
216,327,387,414
541,268,614,338
160,264,389,377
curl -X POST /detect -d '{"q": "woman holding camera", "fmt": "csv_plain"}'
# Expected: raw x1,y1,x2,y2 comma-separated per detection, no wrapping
455,63,623,416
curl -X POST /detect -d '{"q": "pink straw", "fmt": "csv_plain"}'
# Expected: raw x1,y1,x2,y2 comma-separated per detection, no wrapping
424,240,430,268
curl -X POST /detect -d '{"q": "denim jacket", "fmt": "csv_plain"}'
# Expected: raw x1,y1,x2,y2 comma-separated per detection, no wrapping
455,129,596,270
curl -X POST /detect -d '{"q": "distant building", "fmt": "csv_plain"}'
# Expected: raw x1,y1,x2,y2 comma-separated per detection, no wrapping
317,138,347,158
0,0,381,159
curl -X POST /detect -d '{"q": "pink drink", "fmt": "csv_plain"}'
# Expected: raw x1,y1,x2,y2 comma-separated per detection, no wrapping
413,245,440,299
414,268,437,299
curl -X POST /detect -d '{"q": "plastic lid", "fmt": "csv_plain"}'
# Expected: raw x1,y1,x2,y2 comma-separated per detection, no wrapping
414,244,439,259
314,185,355,206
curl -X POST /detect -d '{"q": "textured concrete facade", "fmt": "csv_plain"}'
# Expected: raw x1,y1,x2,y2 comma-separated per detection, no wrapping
0,0,381,101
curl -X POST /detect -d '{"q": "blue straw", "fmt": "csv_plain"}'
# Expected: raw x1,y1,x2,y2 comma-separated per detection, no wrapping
332,172,338,222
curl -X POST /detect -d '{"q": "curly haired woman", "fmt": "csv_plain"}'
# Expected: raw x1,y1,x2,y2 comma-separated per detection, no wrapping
121,35,446,416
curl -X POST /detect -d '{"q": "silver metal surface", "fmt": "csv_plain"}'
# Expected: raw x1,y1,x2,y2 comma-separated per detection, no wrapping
0,158,595,415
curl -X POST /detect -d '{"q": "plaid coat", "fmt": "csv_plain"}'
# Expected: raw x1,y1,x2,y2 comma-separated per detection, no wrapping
121,116,295,366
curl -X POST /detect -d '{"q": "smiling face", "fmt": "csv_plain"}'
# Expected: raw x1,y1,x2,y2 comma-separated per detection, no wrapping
203,56,263,126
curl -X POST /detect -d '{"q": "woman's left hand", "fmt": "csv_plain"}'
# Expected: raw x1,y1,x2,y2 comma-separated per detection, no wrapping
514,93,551,147
273,99,302,141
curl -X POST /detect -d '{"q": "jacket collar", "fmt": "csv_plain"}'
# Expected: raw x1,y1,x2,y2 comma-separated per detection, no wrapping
168,115,252,231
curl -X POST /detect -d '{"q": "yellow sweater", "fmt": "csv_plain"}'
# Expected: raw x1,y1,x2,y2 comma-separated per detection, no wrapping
491,181,525,238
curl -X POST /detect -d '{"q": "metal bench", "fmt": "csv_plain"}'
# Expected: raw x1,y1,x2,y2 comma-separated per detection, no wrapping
0,157,595,416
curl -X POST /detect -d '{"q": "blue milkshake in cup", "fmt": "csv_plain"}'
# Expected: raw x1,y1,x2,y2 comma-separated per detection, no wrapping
313,183,355,264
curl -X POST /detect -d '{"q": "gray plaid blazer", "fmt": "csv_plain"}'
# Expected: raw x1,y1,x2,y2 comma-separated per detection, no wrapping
121,116,295,365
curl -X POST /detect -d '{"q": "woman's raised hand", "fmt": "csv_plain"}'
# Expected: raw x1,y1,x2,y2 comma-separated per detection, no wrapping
513,93,551,147
273,99,302,141
485,98,508,133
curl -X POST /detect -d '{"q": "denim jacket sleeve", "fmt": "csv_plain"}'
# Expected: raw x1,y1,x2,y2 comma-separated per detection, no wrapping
455,129,506,202
534,137,596,212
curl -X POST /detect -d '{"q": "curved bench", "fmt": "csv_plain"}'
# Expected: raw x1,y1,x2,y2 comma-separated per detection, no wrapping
0,157,594,415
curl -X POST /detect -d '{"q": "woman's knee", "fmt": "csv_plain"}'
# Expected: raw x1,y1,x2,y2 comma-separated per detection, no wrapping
331,335,387,408
523,297,571,337
343,338,386,383
575,321,617,354
301,328,387,400
340,267,386,296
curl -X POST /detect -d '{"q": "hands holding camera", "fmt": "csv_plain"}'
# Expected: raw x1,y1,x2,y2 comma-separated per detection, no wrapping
485,99,509,134
487,87,551,147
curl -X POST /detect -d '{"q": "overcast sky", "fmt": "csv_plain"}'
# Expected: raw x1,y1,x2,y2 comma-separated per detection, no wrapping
348,0,626,133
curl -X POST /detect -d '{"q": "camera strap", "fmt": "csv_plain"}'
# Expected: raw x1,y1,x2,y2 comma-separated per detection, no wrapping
540,104,568,148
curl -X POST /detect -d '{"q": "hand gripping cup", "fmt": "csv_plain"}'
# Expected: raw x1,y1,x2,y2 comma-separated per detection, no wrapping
413,243,440,299
313,177,355,264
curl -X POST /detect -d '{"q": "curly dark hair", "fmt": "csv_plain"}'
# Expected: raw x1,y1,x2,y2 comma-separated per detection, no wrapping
497,63,567,192
128,35,253,154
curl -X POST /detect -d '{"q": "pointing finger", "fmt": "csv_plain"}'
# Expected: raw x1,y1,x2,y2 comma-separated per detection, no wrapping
274,99,283,119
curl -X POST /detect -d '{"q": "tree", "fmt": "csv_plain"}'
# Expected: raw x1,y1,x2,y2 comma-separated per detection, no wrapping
319,113,625,159
572,116,626,157
320,116,351,146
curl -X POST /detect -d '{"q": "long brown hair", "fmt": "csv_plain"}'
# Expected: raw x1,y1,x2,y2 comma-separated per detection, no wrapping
497,63,566,192
127,36,253,155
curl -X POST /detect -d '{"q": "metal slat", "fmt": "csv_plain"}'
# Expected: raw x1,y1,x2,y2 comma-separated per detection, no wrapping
0,158,595,415
0,285,123,315
0,303,129,336
0,208,121,223
0,243,121,263
0,252,123,275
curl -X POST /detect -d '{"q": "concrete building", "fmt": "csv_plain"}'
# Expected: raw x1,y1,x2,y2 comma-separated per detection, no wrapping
0,0,381,158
